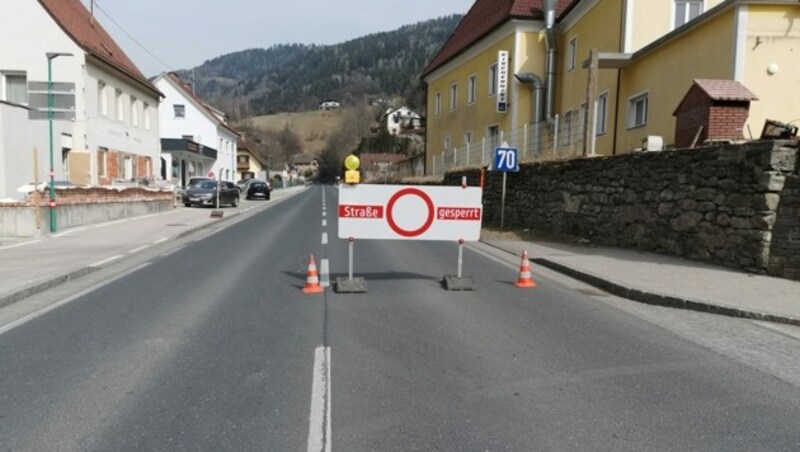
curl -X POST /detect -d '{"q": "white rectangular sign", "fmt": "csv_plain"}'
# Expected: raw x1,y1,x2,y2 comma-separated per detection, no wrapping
496,50,509,113
338,184,483,241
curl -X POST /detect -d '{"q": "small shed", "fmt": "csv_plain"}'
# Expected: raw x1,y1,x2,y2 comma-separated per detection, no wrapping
673,79,758,148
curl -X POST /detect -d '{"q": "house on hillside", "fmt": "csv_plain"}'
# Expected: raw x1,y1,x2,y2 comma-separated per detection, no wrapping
318,100,341,111
0,0,163,199
384,106,423,136
422,0,800,174
153,72,239,187
292,153,319,179
236,137,269,182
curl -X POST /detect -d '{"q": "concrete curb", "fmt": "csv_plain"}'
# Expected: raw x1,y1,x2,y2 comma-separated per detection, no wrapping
483,240,800,327
0,207,241,309
0,267,100,310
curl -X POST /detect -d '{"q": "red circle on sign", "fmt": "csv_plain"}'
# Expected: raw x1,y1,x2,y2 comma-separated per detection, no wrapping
207,171,215,178
386,188,435,237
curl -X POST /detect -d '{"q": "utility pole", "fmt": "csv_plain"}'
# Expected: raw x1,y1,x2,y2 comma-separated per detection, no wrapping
583,49,599,157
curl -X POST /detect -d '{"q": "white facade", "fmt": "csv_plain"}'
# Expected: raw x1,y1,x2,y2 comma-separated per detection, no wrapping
385,106,422,135
0,0,161,196
154,74,238,185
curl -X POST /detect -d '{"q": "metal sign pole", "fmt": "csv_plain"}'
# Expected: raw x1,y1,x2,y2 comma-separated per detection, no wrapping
348,237,354,281
501,172,507,229
457,239,464,279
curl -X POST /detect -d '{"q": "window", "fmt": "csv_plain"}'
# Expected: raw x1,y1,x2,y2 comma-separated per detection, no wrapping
488,125,500,149
131,97,139,127
174,104,185,118
434,92,442,116
98,81,108,116
182,135,194,141
567,37,577,72
628,93,649,128
449,83,458,111
675,1,703,28
488,64,497,95
115,89,124,122
97,147,108,178
443,136,451,151
143,103,151,130
122,155,134,179
596,92,608,135
3,72,27,104
464,131,473,145
467,74,477,104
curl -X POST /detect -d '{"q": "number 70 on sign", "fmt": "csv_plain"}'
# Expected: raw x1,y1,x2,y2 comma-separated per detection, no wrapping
494,147,519,172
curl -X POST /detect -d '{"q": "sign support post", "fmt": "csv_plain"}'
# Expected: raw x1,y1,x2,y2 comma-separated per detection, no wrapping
335,237,367,293
501,172,507,230
494,144,518,230
443,238,476,290
348,237,354,281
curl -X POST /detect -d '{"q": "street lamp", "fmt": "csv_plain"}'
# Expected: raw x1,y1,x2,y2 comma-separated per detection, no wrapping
46,52,73,233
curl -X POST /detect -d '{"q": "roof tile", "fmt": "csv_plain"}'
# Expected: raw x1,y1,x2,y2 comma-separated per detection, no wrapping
423,0,577,77
39,0,160,97
693,79,759,102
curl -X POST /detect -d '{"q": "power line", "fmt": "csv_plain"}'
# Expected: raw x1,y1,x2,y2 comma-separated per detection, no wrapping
91,0,176,73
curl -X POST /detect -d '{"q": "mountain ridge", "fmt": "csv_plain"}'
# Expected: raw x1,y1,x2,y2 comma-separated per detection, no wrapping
180,14,462,118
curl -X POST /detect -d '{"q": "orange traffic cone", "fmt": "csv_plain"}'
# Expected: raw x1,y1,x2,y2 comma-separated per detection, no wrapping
302,254,324,294
514,251,538,288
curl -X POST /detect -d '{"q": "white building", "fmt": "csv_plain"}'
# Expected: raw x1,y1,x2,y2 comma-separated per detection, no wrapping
384,106,422,136
0,0,162,199
153,72,239,187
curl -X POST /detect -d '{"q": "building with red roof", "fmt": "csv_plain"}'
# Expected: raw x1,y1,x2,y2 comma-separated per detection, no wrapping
0,0,164,198
423,0,800,175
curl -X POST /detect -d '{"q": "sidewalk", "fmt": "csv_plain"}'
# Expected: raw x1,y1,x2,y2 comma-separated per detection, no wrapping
482,237,800,327
0,185,307,309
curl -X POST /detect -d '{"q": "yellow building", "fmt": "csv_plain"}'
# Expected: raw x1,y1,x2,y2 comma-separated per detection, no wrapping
423,0,800,175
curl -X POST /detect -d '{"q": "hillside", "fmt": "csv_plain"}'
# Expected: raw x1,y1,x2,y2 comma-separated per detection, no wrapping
182,15,462,118
245,110,346,154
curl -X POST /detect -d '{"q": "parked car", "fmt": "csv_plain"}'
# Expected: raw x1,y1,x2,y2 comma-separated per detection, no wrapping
236,178,251,192
185,177,211,189
182,180,239,207
244,179,271,200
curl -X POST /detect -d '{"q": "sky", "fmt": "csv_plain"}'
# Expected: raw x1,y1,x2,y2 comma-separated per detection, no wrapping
82,0,476,78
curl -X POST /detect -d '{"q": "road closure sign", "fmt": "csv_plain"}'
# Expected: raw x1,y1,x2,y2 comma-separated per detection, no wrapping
338,184,483,241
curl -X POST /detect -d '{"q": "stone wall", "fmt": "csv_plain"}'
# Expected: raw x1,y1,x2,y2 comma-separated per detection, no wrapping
770,174,800,279
445,141,799,280
0,186,174,237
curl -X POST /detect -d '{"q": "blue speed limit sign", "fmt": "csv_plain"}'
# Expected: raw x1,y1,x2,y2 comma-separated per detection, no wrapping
494,147,519,172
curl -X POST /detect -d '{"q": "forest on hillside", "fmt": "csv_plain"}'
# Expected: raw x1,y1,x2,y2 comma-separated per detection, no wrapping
182,15,462,118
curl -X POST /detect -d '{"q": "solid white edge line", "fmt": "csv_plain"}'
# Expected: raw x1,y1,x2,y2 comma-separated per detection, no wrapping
307,346,332,452
129,245,151,254
88,255,123,268
153,237,169,245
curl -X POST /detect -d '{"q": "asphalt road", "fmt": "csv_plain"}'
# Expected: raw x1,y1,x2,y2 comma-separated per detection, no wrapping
1,184,799,451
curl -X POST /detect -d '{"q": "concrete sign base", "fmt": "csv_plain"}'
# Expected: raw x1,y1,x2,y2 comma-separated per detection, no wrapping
334,277,368,293
442,275,477,291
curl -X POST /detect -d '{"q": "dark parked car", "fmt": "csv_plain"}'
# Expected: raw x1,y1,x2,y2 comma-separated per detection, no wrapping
182,181,239,207
245,179,271,200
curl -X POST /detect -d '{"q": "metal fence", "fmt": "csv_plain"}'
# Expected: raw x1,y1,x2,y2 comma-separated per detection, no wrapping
431,114,588,175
